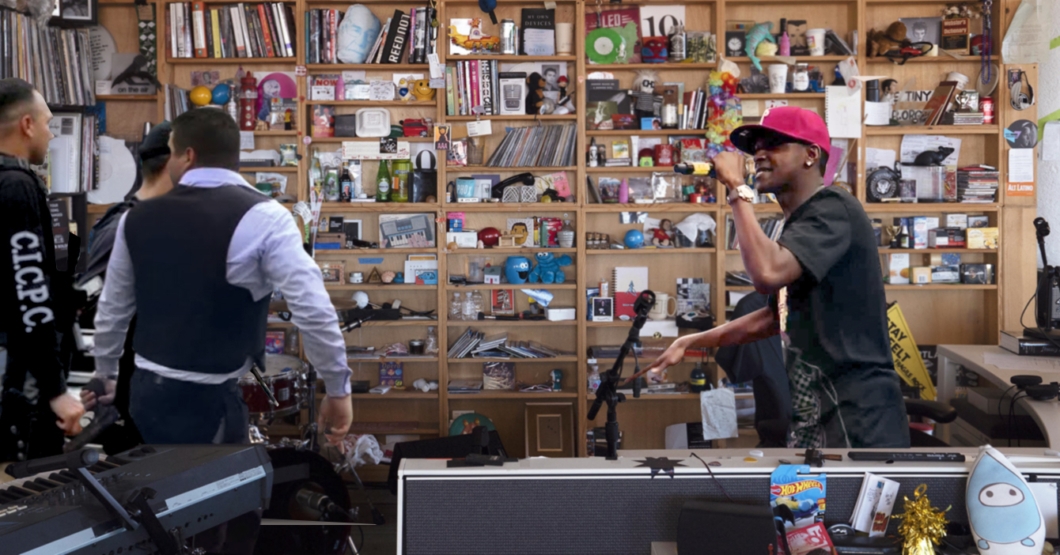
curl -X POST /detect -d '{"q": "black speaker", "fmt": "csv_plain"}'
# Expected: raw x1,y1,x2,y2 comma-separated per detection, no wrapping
676,500,778,554
387,431,507,494
1037,269,1060,329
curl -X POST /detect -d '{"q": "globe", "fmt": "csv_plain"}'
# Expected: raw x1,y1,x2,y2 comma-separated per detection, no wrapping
211,83,231,105
190,86,212,107
624,229,644,249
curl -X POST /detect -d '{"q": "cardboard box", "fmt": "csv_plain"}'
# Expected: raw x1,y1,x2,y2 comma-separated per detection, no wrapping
888,253,910,284
912,217,929,249
446,231,479,248
931,266,961,283
928,228,967,248
911,267,932,284
946,213,968,229
967,227,999,249
546,307,576,321
968,215,989,228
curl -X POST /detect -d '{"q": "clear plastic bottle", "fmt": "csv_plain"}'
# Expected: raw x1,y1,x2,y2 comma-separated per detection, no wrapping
425,326,439,355
558,218,575,248
587,361,602,393
462,291,476,321
471,290,484,317
449,292,463,321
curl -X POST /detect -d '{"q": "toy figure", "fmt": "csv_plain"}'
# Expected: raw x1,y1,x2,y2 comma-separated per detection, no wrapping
525,72,547,115
651,219,674,247
284,109,293,130
449,18,500,52
868,21,908,57
550,369,563,392
744,22,775,71
630,69,661,119
528,252,573,284
411,79,436,101
968,446,1045,553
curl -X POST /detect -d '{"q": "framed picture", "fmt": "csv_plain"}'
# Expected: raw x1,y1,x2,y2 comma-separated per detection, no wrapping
318,261,345,283
265,330,286,355
724,31,745,58
591,297,613,322
53,0,97,26
492,289,515,315
899,17,942,46
343,220,362,249
525,403,574,457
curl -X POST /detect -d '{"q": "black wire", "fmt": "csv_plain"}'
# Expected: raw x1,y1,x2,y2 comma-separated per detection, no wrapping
690,453,735,502
1008,392,1028,448
998,385,1018,421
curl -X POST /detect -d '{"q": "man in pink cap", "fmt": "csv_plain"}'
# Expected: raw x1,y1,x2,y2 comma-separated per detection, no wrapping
648,106,909,449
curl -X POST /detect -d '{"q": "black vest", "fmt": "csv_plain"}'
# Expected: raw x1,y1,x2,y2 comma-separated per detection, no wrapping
124,184,271,373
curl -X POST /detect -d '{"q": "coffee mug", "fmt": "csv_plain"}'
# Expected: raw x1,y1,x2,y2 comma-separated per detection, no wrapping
807,28,826,56
648,294,678,320
768,64,788,94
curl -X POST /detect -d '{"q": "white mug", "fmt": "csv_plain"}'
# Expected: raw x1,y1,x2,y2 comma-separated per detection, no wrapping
555,23,574,55
648,294,678,320
768,64,788,94
807,29,826,56
947,71,970,91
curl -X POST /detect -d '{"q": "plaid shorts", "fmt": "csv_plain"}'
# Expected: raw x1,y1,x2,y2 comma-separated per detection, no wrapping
785,348,850,449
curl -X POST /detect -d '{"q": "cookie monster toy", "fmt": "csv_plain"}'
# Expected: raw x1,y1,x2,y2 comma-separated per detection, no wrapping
528,252,572,284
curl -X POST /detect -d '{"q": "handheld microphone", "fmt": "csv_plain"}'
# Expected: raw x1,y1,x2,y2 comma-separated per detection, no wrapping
64,379,121,453
1035,217,1050,267
295,488,345,518
341,313,373,333
7,448,99,479
674,163,716,177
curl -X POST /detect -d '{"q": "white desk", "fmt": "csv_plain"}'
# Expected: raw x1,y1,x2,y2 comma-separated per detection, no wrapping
937,344,1060,448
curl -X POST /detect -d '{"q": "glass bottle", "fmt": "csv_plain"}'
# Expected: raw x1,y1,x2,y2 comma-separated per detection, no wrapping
899,223,911,249
391,159,411,202
340,168,353,202
375,160,391,202
690,362,707,393
793,63,810,92
588,138,599,168
558,219,575,248
462,291,476,321
587,362,601,393
309,156,323,200
449,292,463,321
425,326,439,355
471,290,484,318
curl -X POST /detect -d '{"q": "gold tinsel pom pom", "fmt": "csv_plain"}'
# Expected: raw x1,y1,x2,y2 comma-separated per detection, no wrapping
891,484,950,555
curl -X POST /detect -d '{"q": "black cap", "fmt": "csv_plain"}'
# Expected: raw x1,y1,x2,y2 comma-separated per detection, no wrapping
138,121,172,162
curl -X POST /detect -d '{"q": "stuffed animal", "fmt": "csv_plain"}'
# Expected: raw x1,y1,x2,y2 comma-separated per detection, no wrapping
528,252,572,284
912,147,954,166
411,79,436,101
525,72,546,115
868,21,907,58
744,22,775,71
967,445,1045,554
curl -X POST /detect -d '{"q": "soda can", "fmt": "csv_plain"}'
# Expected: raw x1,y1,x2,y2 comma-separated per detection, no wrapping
500,20,517,55
980,96,994,124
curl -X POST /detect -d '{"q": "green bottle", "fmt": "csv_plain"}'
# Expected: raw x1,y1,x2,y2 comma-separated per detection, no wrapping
391,159,411,202
375,160,391,202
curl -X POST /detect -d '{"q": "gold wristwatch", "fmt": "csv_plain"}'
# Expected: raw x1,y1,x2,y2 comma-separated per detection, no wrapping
729,184,755,204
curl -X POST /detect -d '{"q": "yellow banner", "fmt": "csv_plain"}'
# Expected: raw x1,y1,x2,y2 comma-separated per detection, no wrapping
886,302,936,401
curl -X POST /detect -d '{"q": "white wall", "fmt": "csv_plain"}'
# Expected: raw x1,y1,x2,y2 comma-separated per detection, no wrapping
1036,4,1060,265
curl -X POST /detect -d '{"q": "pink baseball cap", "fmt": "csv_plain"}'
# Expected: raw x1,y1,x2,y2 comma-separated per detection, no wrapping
730,106,832,158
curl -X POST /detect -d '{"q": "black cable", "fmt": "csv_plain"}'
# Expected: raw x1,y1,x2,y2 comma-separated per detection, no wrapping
1007,392,1028,448
998,385,1018,422
690,453,735,502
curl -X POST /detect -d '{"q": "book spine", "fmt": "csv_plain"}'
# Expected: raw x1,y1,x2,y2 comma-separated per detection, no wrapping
283,4,297,58
470,59,480,113
183,3,193,59
257,4,275,57
230,6,246,58
192,2,207,58
330,9,338,62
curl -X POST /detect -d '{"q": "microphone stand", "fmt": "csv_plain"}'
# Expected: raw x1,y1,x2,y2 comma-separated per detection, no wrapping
587,290,655,461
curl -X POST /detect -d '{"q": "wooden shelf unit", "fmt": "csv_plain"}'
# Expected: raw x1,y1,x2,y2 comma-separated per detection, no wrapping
88,0,1032,458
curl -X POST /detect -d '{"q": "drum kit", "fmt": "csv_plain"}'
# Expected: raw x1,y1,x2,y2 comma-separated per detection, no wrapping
243,354,384,555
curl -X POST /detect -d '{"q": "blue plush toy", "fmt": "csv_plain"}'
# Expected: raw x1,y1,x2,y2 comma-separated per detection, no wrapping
967,445,1044,553
528,252,572,284
504,256,532,284
745,22,776,72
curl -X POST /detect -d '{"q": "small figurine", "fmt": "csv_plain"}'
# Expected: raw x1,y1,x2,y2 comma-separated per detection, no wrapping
744,22,775,71
525,72,547,115
411,79,436,101
284,109,293,131
449,18,500,52
651,219,674,247
630,69,661,119
528,252,573,283
550,369,563,392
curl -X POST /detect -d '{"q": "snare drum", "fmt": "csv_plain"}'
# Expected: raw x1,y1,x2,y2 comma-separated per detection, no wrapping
240,354,305,417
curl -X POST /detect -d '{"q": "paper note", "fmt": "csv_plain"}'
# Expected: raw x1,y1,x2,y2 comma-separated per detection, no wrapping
825,86,861,139
368,81,396,101
466,120,493,137
428,53,443,80
983,352,1060,372
239,131,254,151
1043,121,1060,161
1030,482,1059,539
742,100,761,118
865,101,891,126
866,147,897,171
1009,148,1036,183
899,135,961,166
1001,0,1043,64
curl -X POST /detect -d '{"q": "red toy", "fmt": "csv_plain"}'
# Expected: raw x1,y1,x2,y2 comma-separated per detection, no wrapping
478,227,501,247
402,119,429,137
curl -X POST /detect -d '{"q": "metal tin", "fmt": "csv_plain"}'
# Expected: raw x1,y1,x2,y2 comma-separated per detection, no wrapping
980,96,995,124
500,20,517,55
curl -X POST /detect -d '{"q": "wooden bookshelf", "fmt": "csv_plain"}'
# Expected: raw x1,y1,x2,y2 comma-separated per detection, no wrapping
80,0,1034,460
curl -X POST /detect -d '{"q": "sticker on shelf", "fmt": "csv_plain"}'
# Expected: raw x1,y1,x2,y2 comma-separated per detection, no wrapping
428,53,444,80
303,136,313,146
295,65,307,77
466,120,493,137
240,131,255,151
429,78,445,89
765,100,788,110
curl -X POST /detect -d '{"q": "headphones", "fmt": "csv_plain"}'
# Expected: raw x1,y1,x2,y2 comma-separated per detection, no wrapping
1010,69,1035,111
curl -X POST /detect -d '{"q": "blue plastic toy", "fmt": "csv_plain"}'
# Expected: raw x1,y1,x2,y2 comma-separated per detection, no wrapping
624,229,644,249
211,83,232,105
504,256,531,284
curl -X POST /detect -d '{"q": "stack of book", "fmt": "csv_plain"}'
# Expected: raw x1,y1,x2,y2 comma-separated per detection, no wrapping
485,124,577,168
957,165,999,204
163,85,191,121
445,60,511,116
1,11,95,107
167,2,296,59
448,328,569,359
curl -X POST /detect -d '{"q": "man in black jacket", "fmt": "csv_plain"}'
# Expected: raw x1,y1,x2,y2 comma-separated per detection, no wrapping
0,78,84,462
75,122,173,453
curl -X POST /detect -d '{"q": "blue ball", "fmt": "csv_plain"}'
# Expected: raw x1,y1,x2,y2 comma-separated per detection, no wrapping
624,230,644,249
211,84,231,105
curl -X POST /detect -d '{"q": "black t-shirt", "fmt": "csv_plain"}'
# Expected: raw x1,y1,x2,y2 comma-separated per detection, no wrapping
773,187,909,448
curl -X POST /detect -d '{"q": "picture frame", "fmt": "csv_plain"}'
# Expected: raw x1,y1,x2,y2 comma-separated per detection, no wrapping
525,403,574,457
591,297,614,322
265,329,287,355
318,261,345,283
492,289,516,315
53,0,98,26
899,17,942,47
